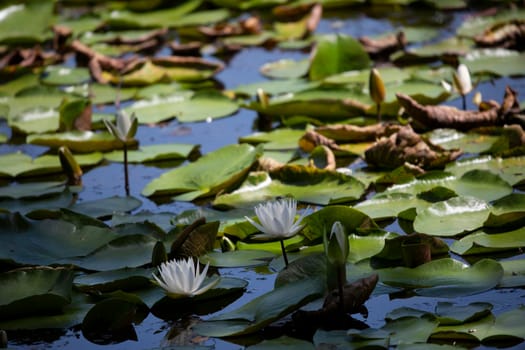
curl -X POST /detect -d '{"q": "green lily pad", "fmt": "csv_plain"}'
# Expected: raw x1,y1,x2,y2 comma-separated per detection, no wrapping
239,128,305,150
314,329,389,350
9,106,59,134
74,268,153,293
27,131,138,153
324,66,412,86
485,193,525,228
66,83,137,105
483,306,525,342
0,181,66,199
213,166,365,208
0,74,39,97
101,0,202,28
247,335,315,350
456,9,525,38
200,250,276,268
260,59,309,79
233,78,318,96
0,0,54,44
5,89,66,120
414,196,491,236
354,193,429,219
380,315,440,346
142,144,261,200
107,58,223,86
0,213,120,266
435,302,493,325
499,257,525,288
246,87,372,120
391,37,474,64
172,8,231,27
309,34,371,81
451,226,525,256
104,144,198,163
193,277,324,337
0,151,103,178
70,196,142,219
446,156,525,186
427,128,499,154
377,258,503,297
0,267,73,321
386,169,512,203
68,234,158,271
41,66,91,86
461,49,525,77
124,90,238,124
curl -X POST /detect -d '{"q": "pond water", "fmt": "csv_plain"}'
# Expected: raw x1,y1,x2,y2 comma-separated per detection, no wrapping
2,2,525,350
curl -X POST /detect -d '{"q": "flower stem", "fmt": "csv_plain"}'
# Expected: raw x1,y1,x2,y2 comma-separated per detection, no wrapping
280,239,289,267
461,94,467,110
123,142,130,196
376,102,381,122
337,264,345,312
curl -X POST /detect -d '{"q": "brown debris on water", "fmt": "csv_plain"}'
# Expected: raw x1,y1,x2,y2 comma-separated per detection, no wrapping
396,86,520,131
364,125,462,169
299,130,343,153
474,19,525,51
316,123,403,142
359,31,407,58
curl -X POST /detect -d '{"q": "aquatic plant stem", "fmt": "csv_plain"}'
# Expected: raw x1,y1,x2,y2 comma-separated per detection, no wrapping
376,102,381,122
337,265,345,311
123,143,130,196
280,239,289,267
461,94,467,110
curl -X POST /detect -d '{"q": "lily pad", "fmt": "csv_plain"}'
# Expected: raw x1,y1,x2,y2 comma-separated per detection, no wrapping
446,156,525,186
413,196,491,236
104,144,198,163
9,106,59,134
142,144,261,200
74,268,153,293
41,66,91,86
193,277,324,337
0,181,66,199
124,90,238,124
213,166,366,208
27,131,138,153
499,258,525,288
0,267,73,321
0,0,54,44
200,250,275,268
427,128,499,154
0,151,103,178
260,59,309,79
485,193,525,228
450,226,525,256
239,128,305,150
309,34,371,81
377,258,504,297
233,78,318,96
354,193,429,219
461,49,525,77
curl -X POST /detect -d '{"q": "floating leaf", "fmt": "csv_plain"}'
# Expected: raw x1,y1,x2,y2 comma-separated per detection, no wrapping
193,277,324,337
414,196,491,236
260,59,309,79
104,144,198,163
450,226,525,256
9,107,59,134
309,34,371,81
74,268,153,293
0,267,73,321
247,335,314,350
377,258,503,297
214,166,365,208
484,193,525,228
446,156,525,186
0,0,54,44
27,131,138,153
41,66,91,86
499,257,525,288
70,196,142,219
0,181,65,199
239,128,305,150
462,49,525,77
427,128,499,154
142,144,261,200
200,250,275,268
435,302,493,325
124,90,238,123
355,193,429,219
233,78,318,96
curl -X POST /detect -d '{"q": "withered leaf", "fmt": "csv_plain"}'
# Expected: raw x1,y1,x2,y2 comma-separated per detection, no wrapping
364,125,462,169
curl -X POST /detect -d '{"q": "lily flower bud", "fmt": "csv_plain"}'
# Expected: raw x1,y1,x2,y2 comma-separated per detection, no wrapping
369,68,385,105
452,64,472,96
324,221,349,266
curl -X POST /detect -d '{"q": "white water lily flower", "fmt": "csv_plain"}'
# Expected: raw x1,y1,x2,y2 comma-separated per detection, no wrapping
245,198,307,240
152,258,219,299
452,64,472,96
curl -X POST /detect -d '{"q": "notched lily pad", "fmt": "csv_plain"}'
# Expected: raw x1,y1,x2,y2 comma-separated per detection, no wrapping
104,144,198,163
27,131,138,153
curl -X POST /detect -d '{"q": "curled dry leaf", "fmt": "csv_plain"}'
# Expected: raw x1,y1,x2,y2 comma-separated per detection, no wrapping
71,40,127,83
299,130,343,153
0,46,61,71
364,125,462,169
474,19,525,50
309,145,336,170
292,274,378,329
52,25,72,53
396,86,519,131
169,41,203,56
198,16,262,38
256,157,285,172
316,123,403,142
359,31,407,58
